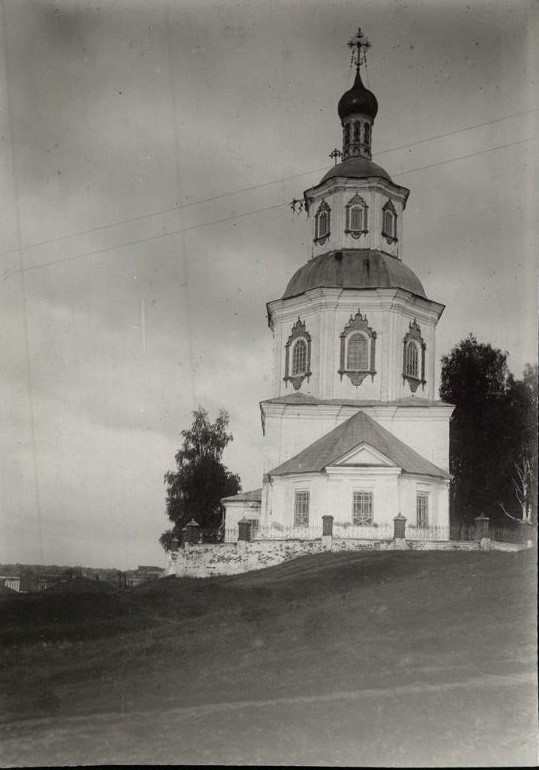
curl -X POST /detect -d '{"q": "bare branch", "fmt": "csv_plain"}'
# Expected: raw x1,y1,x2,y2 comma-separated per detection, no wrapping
498,501,522,522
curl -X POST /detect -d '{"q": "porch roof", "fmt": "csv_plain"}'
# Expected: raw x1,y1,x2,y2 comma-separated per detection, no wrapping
268,410,450,480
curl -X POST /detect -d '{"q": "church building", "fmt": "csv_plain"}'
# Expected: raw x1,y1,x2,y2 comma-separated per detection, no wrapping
223,32,454,540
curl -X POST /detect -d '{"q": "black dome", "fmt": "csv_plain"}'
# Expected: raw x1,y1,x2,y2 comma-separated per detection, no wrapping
283,250,426,300
338,69,378,121
319,157,392,185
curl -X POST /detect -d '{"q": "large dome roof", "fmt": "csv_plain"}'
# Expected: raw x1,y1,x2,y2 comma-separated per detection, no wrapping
338,69,378,120
319,157,392,186
282,250,426,300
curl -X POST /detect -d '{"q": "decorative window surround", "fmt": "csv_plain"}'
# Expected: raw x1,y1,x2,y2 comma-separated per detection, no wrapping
402,319,426,393
345,194,368,238
339,310,377,386
284,317,312,390
314,200,331,245
382,199,398,244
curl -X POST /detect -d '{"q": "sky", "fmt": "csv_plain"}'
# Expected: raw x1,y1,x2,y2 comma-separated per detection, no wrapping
0,0,537,569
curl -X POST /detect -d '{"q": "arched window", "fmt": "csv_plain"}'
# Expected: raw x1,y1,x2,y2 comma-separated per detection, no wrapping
364,123,371,147
343,123,350,146
405,341,419,377
350,205,365,231
292,339,307,375
353,122,360,142
318,210,329,238
382,200,398,242
345,194,368,237
339,309,377,386
284,318,312,390
315,201,331,243
402,320,426,393
347,333,369,371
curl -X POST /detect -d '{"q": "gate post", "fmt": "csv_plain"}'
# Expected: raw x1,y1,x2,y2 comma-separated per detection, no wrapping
393,513,407,550
183,519,200,547
238,518,252,543
322,515,334,551
474,514,490,550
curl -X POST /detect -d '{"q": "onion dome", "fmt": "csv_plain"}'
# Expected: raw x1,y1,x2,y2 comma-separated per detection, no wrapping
282,250,425,300
338,68,378,121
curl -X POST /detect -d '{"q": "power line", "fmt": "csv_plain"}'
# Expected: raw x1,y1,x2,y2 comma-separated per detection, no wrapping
2,136,534,282
2,108,536,259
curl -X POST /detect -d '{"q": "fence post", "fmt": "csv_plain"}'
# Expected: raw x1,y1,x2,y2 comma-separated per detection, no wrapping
322,515,334,551
474,514,490,551
238,518,252,543
183,519,200,547
393,513,407,550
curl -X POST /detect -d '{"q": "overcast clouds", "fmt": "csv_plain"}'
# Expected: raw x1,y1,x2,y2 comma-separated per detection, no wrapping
0,0,537,568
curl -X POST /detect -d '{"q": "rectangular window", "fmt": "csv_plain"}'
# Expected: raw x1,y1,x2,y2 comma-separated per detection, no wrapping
352,491,373,525
294,491,310,527
417,493,429,528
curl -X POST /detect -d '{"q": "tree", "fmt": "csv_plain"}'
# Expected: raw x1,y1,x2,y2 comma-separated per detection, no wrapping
440,335,536,526
159,408,241,551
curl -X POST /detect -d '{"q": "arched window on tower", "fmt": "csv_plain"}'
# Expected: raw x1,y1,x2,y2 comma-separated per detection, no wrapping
314,201,331,244
405,341,419,378
347,333,369,371
353,122,360,142
292,339,307,376
382,200,398,243
402,320,426,393
284,318,312,390
345,194,368,238
339,310,377,386
364,122,371,148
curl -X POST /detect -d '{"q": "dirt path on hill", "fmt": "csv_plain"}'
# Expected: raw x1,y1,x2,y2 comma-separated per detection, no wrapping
2,672,537,766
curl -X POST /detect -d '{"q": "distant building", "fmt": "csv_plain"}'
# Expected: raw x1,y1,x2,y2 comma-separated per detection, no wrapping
0,575,21,592
124,565,165,587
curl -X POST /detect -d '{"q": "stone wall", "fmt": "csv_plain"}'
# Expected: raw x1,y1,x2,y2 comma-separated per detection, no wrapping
167,535,495,579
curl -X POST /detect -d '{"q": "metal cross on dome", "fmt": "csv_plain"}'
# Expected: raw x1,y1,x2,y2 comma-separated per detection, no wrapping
347,27,371,71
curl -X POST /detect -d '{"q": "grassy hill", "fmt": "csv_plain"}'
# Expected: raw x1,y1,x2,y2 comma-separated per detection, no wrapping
0,550,537,766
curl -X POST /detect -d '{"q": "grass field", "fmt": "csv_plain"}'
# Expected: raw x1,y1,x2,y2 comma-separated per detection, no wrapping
0,550,537,766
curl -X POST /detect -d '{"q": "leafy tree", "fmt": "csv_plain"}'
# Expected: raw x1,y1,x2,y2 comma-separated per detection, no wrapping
159,408,241,551
440,335,536,526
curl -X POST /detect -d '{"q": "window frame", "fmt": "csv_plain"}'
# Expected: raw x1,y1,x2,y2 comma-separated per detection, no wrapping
402,319,426,393
382,200,398,243
284,318,312,390
416,493,429,528
291,338,308,376
345,194,368,238
352,490,374,526
314,200,331,244
405,340,419,378
346,331,369,372
294,490,310,528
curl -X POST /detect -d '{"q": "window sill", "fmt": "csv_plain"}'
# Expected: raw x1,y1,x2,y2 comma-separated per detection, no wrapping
314,234,330,245
402,373,426,394
382,232,398,244
339,368,376,386
345,229,368,239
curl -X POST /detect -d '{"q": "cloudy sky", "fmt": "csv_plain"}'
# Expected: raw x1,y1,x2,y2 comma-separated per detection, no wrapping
1,0,537,569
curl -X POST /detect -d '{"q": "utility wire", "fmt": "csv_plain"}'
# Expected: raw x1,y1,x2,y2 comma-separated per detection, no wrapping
2,136,534,282
1,108,536,259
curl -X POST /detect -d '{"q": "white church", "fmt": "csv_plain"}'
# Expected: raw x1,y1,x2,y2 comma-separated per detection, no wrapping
223,33,454,541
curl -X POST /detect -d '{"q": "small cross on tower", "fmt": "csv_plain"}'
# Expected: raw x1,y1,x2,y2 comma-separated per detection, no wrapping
347,27,371,72
329,148,342,166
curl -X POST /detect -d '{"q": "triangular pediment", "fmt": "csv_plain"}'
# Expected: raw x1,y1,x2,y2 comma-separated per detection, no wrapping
331,442,396,468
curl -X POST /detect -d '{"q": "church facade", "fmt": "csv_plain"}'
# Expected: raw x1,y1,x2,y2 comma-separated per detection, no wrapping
223,40,453,541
